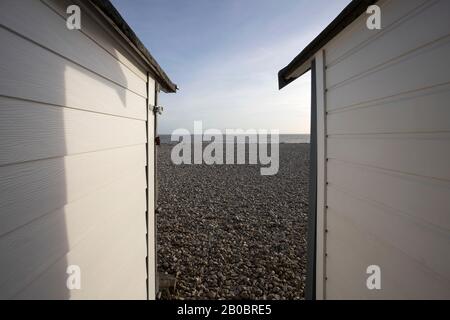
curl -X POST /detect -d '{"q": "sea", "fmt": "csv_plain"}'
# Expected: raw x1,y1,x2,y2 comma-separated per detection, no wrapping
159,134,310,144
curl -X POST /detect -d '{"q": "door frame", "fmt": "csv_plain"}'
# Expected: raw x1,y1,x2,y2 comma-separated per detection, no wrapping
146,74,157,299
305,59,318,300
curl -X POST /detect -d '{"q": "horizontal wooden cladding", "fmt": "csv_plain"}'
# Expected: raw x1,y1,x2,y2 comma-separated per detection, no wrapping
0,169,146,299
326,31,450,111
0,27,147,120
326,0,450,89
327,134,450,181
322,0,450,300
0,0,147,98
325,0,428,67
15,209,146,299
0,96,146,166
0,144,146,236
327,82,450,134
97,245,147,300
43,0,148,81
326,208,450,299
328,184,450,280
327,160,450,231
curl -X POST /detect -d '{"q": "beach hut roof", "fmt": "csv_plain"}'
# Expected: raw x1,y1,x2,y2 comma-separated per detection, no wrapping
278,0,378,89
90,0,178,92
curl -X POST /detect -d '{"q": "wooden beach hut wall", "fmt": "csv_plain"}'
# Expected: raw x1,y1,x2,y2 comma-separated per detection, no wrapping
278,0,450,299
0,0,176,299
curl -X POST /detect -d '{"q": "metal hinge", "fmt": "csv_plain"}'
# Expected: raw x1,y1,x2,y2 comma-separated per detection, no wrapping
152,105,164,115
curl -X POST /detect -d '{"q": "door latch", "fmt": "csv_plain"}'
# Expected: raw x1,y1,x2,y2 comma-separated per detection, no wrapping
153,105,164,115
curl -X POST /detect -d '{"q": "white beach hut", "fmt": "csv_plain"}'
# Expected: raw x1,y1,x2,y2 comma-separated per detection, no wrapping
0,0,176,299
278,0,450,299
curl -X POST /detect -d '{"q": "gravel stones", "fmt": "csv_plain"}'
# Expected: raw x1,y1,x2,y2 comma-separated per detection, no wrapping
156,143,309,300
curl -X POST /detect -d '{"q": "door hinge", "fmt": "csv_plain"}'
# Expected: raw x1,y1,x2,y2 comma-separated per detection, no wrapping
152,105,164,115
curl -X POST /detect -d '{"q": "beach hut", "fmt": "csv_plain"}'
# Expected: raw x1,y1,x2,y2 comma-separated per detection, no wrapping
0,0,176,299
279,0,450,299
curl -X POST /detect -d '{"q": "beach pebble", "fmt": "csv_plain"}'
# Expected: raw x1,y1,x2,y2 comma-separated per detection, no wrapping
157,144,309,300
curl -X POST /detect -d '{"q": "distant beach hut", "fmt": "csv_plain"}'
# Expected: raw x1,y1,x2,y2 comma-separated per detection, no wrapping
0,0,176,299
278,0,450,299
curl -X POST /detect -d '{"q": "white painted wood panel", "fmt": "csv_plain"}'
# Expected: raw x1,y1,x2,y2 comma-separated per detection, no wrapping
0,170,146,299
0,96,146,166
327,134,450,181
13,199,146,299
326,0,450,89
326,205,450,299
327,83,450,135
327,35,450,110
321,0,450,299
0,0,156,300
0,27,147,120
327,186,450,281
0,0,147,98
99,244,148,300
325,0,428,66
327,160,450,231
43,0,148,81
0,144,146,237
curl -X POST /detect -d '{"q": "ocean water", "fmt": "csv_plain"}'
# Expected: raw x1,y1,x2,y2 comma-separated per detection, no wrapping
159,134,310,144
279,134,310,144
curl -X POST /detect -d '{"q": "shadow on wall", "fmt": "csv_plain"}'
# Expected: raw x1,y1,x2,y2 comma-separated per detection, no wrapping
0,0,130,299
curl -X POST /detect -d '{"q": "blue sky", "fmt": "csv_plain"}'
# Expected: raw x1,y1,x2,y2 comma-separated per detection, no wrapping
111,0,351,133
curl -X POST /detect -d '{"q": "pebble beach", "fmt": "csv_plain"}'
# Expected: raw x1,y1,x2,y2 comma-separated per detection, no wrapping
156,143,310,300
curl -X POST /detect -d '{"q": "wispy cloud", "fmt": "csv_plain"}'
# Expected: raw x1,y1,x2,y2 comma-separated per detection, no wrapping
160,33,314,134
111,0,352,134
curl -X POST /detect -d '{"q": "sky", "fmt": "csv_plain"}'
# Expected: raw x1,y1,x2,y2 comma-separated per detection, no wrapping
111,0,351,134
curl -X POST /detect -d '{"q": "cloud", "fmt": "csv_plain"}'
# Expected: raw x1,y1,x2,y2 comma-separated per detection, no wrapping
160,32,315,134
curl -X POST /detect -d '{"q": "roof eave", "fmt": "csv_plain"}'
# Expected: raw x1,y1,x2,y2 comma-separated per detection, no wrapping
88,0,178,93
278,0,378,90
